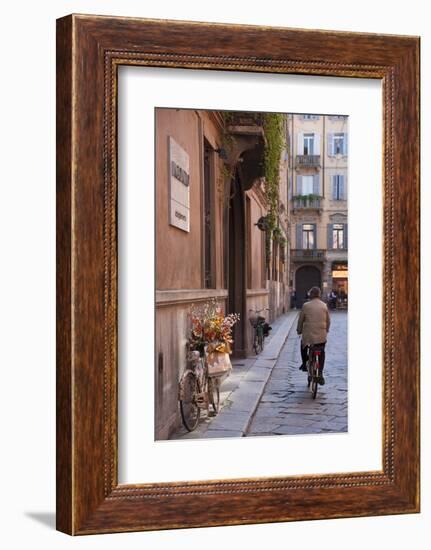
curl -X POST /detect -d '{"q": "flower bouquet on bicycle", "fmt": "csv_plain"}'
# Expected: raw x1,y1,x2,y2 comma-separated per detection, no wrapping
178,299,240,431
189,299,240,373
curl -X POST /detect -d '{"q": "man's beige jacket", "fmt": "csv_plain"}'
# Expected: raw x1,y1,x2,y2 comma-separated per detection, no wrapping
296,298,331,346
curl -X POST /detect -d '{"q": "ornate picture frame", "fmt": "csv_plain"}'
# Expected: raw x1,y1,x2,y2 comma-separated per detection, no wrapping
56,14,420,535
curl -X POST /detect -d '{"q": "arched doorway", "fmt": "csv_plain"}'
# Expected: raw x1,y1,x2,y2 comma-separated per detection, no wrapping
227,169,246,356
295,266,322,308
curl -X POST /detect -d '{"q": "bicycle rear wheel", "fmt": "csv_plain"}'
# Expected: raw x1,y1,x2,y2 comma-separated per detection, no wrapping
307,363,312,387
208,377,220,414
253,333,258,354
258,331,264,351
311,357,319,399
253,332,262,354
311,374,318,399
179,371,200,431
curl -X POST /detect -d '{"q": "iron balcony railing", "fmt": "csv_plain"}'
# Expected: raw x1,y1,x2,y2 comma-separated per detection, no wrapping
228,112,265,127
292,196,322,210
295,154,321,168
291,249,326,261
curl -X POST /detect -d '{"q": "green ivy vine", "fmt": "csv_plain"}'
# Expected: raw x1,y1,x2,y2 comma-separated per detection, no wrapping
263,113,285,230
272,226,287,248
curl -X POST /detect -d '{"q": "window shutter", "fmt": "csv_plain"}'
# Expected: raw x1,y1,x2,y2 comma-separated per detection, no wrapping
296,175,303,195
343,133,348,155
296,224,302,249
327,133,334,156
332,175,337,200
327,224,333,249
313,174,320,195
314,133,320,154
344,223,348,249
297,132,304,155
312,224,317,249
339,175,346,200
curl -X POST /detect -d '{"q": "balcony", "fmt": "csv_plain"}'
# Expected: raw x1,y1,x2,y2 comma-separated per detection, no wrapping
223,111,266,191
296,154,321,168
292,196,322,212
228,112,264,126
226,112,265,137
291,249,326,262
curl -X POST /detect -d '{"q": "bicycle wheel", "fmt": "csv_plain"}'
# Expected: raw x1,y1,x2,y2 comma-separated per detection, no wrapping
306,348,312,387
311,357,319,399
254,332,261,354
258,331,264,351
311,374,318,399
253,333,258,354
307,362,312,388
208,377,220,414
179,371,200,431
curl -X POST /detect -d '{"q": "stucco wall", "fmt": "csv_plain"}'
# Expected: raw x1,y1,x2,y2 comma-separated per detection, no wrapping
155,109,229,438
155,290,228,440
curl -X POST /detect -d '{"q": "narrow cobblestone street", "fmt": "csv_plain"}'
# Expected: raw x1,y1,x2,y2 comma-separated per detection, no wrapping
246,310,348,436
170,310,347,440
169,311,297,439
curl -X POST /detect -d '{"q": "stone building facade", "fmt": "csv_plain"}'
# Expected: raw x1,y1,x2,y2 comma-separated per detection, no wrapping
155,109,290,439
287,114,348,308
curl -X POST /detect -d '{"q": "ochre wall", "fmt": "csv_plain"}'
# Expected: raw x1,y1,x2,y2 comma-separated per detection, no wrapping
155,109,227,439
155,108,203,290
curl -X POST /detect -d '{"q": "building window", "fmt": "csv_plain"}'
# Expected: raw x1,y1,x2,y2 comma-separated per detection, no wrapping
328,132,348,156
332,223,344,249
298,132,320,156
301,175,314,195
333,133,346,155
303,133,315,155
332,175,346,200
297,174,320,196
302,224,315,249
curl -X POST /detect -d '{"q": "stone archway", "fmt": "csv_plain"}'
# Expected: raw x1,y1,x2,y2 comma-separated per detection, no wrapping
295,265,322,308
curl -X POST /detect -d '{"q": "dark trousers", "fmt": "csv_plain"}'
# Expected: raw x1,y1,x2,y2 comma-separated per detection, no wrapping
301,343,326,372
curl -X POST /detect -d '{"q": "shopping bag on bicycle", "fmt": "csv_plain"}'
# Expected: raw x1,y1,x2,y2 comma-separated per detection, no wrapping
206,350,232,378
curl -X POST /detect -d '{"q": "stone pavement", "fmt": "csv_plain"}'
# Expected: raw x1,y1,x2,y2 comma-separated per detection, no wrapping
246,310,348,436
169,310,299,440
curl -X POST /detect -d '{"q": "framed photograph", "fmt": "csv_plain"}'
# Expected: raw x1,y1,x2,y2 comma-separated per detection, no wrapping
56,14,420,535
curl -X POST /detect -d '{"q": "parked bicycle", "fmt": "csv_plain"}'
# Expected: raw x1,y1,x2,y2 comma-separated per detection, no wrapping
305,344,324,399
249,308,271,355
179,299,239,432
178,347,230,432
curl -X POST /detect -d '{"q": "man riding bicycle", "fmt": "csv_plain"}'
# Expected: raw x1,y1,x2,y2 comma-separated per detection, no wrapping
297,286,330,385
